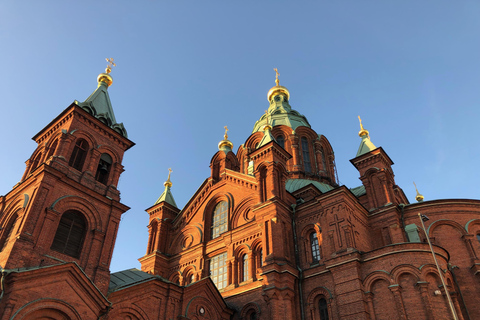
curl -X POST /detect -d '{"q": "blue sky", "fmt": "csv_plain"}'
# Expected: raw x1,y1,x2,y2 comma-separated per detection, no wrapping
1,1,479,272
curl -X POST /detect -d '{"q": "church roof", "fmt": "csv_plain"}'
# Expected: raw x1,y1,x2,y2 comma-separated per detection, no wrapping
350,185,366,197
286,179,334,194
109,268,169,292
154,184,178,207
355,116,377,157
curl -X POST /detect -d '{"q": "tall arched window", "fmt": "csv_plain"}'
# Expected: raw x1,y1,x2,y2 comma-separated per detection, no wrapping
46,139,58,160
95,153,112,185
320,147,327,171
0,213,20,251
310,231,320,262
301,137,312,173
69,139,88,171
212,201,228,239
29,153,42,174
319,298,329,320
51,210,86,258
242,254,249,282
477,234,480,244
276,134,285,148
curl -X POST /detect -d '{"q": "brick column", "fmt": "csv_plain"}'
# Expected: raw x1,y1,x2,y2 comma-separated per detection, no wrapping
388,285,407,320
417,281,434,320
365,292,376,320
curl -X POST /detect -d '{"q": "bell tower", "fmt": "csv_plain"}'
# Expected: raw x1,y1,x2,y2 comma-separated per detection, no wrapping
0,59,134,294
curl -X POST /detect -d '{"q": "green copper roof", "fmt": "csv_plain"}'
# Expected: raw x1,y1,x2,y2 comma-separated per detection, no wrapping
286,179,334,194
76,81,128,137
155,184,178,208
252,94,310,133
257,128,276,147
350,185,366,197
356,134,377,157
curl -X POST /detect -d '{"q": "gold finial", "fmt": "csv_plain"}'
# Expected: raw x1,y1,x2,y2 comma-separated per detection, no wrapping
413,182,424,202
224,126,229,140
105,58,116,74
263,110,272,131
358,115,369,137
274,68,280,86
164,168,173,187
218,126,234,150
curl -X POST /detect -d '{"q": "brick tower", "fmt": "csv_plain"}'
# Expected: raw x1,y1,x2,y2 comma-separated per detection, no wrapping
0,61,134,319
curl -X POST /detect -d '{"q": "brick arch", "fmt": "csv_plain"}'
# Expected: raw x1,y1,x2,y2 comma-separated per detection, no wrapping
391,264,421,284
427,219,467,237
169,271,181,284
243,131,264,151
231,196,256,228
465,218,480,234
306,287,334,320
69,129,98,149
106,305,149,320
184,296,220,320
50,195,102,232
95,144,122,165
11,298,81,320
0,194,27,225
307,286,334,304
240,302,261,319
294,126,318,141
182,265,198,283
170,225,203,252
202,193,234,223
419,264,454,284
234,243,251,257
363,270,393,292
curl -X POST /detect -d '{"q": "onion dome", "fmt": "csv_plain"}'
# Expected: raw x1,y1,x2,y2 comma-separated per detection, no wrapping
356,116,377,157
97,58,115,87
267,68,290,102
414,182,424,202
154,168,178,207
218,126,234,153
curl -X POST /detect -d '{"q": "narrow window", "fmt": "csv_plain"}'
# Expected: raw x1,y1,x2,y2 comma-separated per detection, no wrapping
259,248,263,266
319,298,329,320
51,210,86,258
209,252,227,290
242,254,249,282
95,153,112,185
189,274,194,284
301,137,312,173
320,147,327,171
69,139,88,171
46,139,58,160
310,231,320,262
477,234,480,244
0,214,20,251
30,153,42,173
276,134,285,148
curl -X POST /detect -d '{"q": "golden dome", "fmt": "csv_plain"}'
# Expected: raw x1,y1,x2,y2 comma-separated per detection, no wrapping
218,126,233,151
267,85,290,102
358,116,369,137
97,58,116,87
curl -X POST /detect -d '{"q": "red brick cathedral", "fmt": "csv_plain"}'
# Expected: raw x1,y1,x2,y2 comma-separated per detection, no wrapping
0,65,479,320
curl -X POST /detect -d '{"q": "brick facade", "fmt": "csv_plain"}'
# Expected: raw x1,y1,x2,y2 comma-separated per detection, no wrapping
0,74,479,319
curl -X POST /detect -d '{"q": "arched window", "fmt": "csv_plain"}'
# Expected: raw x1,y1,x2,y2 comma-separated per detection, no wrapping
310,231,320,262
0,213,20,251
301,137,312,173
242,254,249,282
209,252,227,290
212,201,228,239
319,298,329,320
95,153,112,185
276,134,285,148
188,274,194,284
51,210,86,258
69,139,88,171
46,139,58,160
320,147,327,171
29,153,42,174
477,234,480,244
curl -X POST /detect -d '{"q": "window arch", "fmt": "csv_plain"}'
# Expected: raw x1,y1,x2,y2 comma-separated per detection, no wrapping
0,213,20,251
301,137,312,173
319,298,329,320
276,134,285,148
69,139,88,171
212,201,228,239
29,152,42,174
51,210,86,258
310,231,321,262
95,153,112,185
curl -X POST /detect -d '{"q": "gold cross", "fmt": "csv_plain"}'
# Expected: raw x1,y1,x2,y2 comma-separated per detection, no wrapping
358,115,364,131
105,58,116,73
224,126,229,140
274,68,280,86
167,168,172,182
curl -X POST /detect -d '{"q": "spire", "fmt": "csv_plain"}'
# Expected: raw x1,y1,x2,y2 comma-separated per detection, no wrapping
218,126,234,153
267,68,290,102
258,110,276,147
76,58,128,137
356,116,377,157
413,182,424,202
154,168,178,207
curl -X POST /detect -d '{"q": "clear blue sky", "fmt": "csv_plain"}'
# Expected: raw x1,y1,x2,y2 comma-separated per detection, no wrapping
1,1,479,272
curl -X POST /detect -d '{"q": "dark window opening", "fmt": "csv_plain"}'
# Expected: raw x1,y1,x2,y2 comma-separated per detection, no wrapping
319,298,329,320
0,214,20,251
51,210,86,258
95,153,112,185
69,139,88,171
46,140,58,160
301,137,312,173
276,135,285,148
